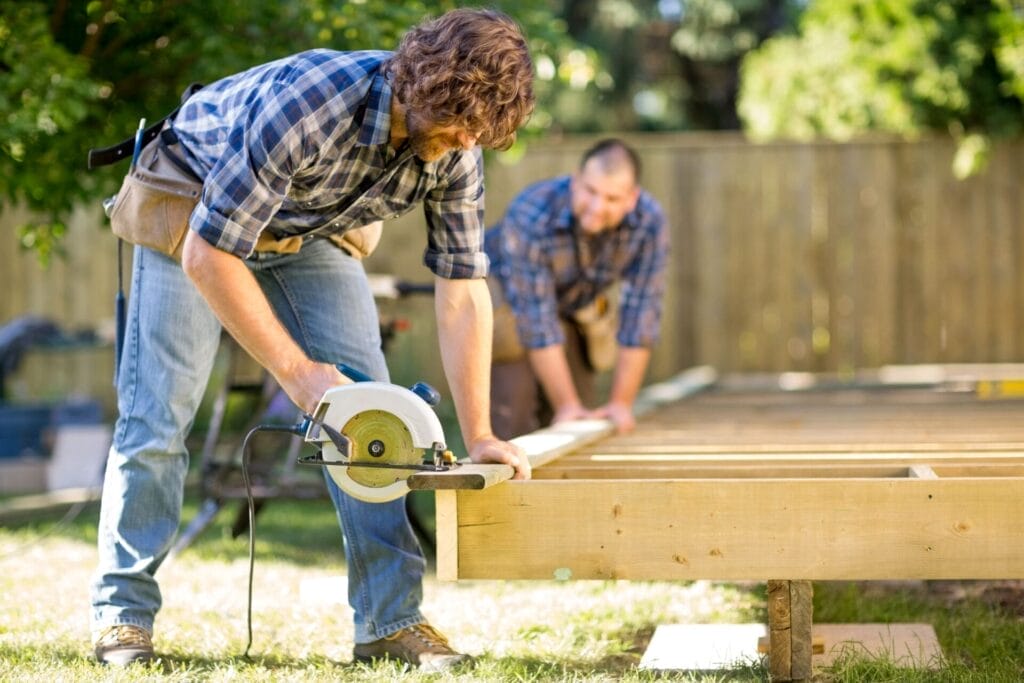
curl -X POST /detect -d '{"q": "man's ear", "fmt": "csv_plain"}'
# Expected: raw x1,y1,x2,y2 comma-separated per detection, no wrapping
568,171,583,199
625,186,641,213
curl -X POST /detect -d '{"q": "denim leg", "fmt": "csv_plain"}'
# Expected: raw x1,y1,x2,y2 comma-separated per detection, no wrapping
90,247,222,634
250,239,425,643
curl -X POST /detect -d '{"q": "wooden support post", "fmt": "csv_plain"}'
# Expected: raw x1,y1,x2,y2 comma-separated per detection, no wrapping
434,490,459,581
767,580,813,681
789,581,814,680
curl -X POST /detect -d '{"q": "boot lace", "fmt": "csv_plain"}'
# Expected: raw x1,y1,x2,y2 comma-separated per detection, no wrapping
391,623,453,652
100,625,152,648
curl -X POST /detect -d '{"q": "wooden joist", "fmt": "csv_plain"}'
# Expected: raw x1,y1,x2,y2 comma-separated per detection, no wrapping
437,476,1024,581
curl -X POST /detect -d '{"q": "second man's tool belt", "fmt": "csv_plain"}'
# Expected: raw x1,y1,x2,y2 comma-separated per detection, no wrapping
487,276,619,371
569,292,618,372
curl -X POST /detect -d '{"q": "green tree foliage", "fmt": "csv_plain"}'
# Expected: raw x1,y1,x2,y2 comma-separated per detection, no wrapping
738,0,1024,177
555,0,800,132
669,0,800,128
0,1,575,262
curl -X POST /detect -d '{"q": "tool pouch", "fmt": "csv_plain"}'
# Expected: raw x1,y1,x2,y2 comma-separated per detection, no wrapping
254,222,384,260
569,291,618,372
331,222,383,259
488,276,528,363
106,135,200,261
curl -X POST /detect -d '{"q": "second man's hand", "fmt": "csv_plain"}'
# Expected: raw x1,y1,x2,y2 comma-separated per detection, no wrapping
551,403,596,425
592,401,636,434
467,435,531,480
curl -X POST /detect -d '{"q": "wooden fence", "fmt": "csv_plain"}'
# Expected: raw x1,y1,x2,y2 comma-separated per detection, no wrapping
2,133,1022,410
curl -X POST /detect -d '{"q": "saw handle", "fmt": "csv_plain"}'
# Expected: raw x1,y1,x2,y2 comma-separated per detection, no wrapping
409,382,440,407
337,363,374,383
336,363,440,407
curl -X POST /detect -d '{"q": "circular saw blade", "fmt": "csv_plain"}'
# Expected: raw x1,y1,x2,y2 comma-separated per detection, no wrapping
337,409,422,489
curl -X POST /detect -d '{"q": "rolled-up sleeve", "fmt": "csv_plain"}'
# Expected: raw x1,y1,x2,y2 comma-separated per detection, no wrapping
422,148,488,279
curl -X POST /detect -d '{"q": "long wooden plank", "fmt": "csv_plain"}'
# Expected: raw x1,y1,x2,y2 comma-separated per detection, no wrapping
446,478,1024,580
574,444,1024,457
533,461,1024,481
409,366,717,490
534,463,918,480
572,450,1024,464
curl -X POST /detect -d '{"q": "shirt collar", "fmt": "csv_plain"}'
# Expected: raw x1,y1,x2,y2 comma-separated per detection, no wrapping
356,70,393,147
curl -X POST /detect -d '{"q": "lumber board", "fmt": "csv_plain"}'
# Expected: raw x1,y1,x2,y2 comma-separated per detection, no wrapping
443,478,1024,580
534,463,918,480
409,365,716,490
563,451,1024,466
533,462,1024,480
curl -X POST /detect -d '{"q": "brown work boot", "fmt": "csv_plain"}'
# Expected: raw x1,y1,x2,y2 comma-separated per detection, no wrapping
353,622,471,672
93,625,154,666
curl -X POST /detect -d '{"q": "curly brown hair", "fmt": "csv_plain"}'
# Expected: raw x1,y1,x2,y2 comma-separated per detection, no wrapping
386,8,535,151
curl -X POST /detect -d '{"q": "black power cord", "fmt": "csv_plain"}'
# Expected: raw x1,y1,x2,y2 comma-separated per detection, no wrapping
237,414,453,657
238,421,307,658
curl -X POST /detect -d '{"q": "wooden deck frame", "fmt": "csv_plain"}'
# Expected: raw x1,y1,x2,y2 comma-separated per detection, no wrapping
433,366,1024,681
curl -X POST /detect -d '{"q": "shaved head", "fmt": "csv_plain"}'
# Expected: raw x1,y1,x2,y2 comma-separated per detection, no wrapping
579,139,642,185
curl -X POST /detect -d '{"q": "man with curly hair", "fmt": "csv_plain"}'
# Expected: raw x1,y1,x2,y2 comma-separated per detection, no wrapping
90,8,533,672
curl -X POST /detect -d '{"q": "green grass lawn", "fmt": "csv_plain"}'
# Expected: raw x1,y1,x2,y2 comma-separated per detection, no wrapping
1,494,1022,682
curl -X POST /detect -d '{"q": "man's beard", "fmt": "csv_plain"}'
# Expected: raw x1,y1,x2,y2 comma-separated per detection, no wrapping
406,110,452,162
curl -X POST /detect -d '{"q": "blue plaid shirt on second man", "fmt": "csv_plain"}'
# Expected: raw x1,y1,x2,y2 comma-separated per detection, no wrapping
169,49,487,279
485,175,669,349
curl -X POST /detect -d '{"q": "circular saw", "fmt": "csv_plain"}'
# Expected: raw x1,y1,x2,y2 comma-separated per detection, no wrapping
300,367,452,503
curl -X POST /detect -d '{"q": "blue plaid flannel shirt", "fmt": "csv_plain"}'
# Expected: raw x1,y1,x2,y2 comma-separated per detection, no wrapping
169,49,487,278
485,176,668,349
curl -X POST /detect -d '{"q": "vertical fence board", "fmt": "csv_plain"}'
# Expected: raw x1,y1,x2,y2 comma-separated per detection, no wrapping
988,145,1018,361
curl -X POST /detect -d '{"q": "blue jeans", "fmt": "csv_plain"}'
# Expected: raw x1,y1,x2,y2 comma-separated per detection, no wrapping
90,239,426,643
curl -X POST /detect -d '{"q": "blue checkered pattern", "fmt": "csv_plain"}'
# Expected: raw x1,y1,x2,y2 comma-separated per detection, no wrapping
485,175,668,349
169,49,487,278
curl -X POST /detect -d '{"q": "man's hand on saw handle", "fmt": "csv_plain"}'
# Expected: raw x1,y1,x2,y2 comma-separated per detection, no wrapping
277,360,351,415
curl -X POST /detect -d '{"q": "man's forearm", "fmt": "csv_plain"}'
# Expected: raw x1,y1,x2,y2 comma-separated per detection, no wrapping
434,276,495,444
180,230,342,412
608,346,651,408
527,345,583,411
